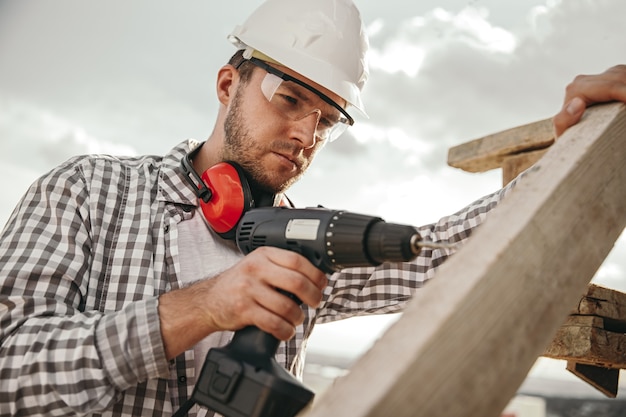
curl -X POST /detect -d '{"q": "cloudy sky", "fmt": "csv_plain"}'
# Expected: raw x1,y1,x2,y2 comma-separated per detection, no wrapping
1,0,625,384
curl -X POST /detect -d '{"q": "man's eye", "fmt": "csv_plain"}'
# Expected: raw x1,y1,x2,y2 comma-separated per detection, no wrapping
319,116,334,129
277,93,298,106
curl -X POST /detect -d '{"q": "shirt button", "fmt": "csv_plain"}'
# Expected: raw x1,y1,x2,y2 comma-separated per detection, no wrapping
164,225,170,234
178,375,187,384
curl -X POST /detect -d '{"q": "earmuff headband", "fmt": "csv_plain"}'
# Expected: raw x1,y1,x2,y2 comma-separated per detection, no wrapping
181,145,213,203
181,144,254,239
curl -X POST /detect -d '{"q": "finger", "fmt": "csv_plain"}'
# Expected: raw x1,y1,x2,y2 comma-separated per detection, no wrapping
249,306,297,340
275,275,324,308
244,247,326,307
553,65,626,137
262,247,328,290
254,285,306,326
563,65,626,105
553,96,586,137
253,266,323,308
262,266,325,308
205,273,302,339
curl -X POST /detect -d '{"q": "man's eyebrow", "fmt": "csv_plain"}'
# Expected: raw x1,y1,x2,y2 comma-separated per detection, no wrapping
282,80,315,103
281,78,343,120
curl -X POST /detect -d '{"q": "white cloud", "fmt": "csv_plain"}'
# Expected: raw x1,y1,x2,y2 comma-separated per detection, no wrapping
367,6,517,79
431,7,517,53
0,97,136,164
0,97,139,225
368,42,426,78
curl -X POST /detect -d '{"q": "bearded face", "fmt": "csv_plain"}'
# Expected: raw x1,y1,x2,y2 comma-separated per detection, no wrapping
221,80,319,195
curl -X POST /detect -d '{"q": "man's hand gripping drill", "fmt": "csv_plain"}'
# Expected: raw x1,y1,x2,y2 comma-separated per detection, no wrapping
174,206,454,417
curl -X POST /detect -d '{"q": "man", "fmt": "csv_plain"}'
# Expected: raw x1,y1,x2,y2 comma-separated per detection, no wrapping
1,0,625,415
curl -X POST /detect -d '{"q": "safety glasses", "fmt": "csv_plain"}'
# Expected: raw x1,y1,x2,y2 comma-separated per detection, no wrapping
245,57,354,142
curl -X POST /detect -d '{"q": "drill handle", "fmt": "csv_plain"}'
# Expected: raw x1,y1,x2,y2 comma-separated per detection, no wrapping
277,289,302,306
230,326,281,359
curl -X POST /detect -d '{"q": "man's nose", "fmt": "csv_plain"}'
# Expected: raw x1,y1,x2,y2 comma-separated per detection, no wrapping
292,110,321,149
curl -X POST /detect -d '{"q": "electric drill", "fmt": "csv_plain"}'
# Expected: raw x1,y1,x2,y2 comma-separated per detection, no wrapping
178,206,443,417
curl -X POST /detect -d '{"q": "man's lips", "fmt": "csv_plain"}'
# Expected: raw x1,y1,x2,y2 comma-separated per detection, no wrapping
272,151,300,170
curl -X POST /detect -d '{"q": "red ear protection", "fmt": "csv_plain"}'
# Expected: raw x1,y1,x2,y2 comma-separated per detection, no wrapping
181,144,277,239
198,161,253,238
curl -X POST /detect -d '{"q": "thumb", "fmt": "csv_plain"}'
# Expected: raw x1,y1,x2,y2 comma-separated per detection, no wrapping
553,96,586,137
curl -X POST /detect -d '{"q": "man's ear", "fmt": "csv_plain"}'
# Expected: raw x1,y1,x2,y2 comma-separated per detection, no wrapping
216,65,238,106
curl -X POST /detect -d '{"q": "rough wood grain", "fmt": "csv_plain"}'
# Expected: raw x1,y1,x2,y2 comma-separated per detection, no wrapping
501,148,549,185
575,284,626,323
447,118,554,173
544,315,626,368
543,283,626,382
300,103,626,417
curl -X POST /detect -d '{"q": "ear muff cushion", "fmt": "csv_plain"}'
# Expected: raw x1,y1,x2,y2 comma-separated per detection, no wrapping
199,161,253,237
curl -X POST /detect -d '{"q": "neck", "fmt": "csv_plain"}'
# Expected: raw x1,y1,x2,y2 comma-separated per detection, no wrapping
252,188,277,208
193,136,222,175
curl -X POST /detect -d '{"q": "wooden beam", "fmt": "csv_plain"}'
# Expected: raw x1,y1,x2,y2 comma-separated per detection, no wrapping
544,315,626,368
543,283,626,397
447,118,554,173
572,283,626,323
300,103,626,417
501,148,549,186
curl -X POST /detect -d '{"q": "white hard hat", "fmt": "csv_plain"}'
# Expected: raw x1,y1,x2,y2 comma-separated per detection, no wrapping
228,0,369,117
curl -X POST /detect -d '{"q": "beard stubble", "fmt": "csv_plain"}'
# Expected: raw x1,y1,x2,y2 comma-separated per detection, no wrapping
222,86,311,195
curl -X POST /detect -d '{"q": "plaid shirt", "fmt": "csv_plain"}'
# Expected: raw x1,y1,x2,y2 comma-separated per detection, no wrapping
0,140,512,416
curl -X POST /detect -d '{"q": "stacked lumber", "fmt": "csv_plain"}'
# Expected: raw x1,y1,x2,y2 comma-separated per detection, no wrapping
545,284,626,397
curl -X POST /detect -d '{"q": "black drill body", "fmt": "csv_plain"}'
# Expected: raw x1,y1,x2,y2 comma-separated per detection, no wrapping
237,207,422,273
183,207,424,417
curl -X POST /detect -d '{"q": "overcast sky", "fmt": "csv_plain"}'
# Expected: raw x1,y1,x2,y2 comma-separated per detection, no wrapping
1,0,625,383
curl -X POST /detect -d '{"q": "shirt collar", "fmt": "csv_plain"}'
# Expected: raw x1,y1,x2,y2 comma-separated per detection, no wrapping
157,139,203,206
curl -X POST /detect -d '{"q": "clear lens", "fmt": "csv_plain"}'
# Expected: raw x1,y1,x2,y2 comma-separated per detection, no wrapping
260,72,351,142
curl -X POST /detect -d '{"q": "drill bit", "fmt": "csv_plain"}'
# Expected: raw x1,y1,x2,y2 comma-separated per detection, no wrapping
416,240,458,250
408,234,458,253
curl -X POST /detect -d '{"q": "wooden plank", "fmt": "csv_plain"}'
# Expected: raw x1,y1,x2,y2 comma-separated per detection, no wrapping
575,284,626,323
300,103,626,417
447,118,554,173
544,315,626,368
544,298,626,398
501,148,549,185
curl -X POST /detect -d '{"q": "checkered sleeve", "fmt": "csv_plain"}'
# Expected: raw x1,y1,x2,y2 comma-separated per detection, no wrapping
316,180,517,323
0,158,169,416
